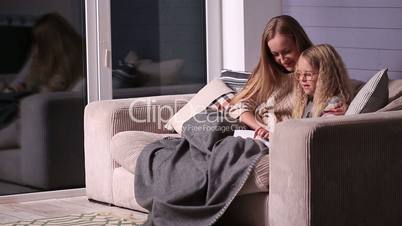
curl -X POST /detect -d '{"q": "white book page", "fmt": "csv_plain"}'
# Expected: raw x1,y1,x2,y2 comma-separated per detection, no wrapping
233,130,270,147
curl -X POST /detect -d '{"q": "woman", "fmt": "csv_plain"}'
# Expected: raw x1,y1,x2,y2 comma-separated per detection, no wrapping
229,15,313,139
135,15,312,226
292,44,353,118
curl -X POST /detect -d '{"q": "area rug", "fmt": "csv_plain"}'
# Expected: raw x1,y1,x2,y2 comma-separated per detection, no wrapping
0,212,145,226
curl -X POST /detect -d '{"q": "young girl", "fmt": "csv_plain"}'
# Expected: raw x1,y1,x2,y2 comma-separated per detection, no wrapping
293,44,354,118
229,15,313,139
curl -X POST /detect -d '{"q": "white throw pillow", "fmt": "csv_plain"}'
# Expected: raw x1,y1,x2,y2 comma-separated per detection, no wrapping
345,69,389,115
164,79,234,134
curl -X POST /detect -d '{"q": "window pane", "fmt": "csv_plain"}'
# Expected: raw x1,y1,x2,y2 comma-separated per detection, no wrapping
111,0,206,99
0,0,86,195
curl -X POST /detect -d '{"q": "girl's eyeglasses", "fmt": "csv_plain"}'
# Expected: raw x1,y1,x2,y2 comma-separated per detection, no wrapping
294,71,318,81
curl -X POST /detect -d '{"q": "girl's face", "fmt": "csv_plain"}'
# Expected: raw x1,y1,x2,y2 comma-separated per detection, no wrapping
295,56,318,96
267,34,300,72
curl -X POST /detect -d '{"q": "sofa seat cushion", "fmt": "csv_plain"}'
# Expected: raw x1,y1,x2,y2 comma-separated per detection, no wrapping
111,131,180,174
111,130,270,195
112,166,148,212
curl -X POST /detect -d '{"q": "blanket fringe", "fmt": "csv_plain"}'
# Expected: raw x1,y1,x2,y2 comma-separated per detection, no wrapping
207,150,267,226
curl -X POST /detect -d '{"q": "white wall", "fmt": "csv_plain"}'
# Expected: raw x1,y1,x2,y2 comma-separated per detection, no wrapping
284,0,402,81
222,0,245,71
244,0,281,71
221,0,282,72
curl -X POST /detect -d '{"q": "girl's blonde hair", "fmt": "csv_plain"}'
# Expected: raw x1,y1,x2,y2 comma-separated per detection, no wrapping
231,15,313,105
292,44,354,118
27,13,83,92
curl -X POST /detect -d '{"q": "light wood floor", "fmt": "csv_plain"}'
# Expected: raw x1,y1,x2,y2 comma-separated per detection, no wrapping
0,196,148,224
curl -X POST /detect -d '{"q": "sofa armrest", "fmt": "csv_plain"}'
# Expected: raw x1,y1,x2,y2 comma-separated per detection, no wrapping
84,94,193,204
269,110,402,226
19,92,85,189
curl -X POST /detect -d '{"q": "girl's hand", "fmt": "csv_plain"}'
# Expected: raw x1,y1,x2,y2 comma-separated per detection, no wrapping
322,103,347,116
254,127,269,140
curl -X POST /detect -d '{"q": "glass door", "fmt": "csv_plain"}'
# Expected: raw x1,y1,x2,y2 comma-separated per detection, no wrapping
86,0,222,102
0,0,87,196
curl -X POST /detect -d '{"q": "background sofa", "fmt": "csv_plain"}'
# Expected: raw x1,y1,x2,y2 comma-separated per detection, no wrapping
0,91,86,192
84,78,402,225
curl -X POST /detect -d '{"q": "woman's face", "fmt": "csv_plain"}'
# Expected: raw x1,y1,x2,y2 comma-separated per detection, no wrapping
267,34,300,72
295,56,318,96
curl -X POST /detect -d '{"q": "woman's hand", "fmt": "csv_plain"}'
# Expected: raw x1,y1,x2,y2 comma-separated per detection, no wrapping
254,127,269,140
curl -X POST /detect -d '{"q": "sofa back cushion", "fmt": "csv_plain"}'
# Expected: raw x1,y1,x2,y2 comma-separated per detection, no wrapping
346,78,402,113
388,79,402,102
377,79,402,112
377,95,402,112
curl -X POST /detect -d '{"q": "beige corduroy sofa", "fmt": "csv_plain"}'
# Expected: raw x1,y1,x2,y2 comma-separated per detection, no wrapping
84,80,402,226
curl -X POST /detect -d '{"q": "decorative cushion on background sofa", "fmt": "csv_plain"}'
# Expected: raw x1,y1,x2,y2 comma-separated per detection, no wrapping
120,50,184,86
137,58,184,85
346,68,389,115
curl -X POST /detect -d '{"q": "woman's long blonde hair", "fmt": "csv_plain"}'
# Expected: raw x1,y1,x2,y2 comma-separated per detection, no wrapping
27,13,83,92
231,15,313,105
292,44,354,118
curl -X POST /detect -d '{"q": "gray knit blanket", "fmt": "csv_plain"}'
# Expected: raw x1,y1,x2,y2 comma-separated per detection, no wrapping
134,110,269,226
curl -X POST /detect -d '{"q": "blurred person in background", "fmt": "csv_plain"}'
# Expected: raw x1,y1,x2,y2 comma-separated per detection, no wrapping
4,12,83,93
0,12,83,146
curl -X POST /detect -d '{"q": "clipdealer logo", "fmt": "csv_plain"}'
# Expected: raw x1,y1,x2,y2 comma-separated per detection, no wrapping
127,98,258,131
128,97,191,129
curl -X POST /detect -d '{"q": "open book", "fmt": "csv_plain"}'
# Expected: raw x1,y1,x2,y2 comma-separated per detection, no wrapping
233,129,270,147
